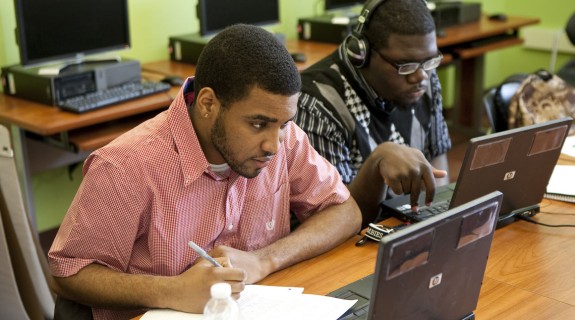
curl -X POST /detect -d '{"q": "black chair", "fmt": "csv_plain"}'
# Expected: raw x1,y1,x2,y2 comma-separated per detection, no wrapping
557,12,575,87
53,297,92,320
483,73,529,132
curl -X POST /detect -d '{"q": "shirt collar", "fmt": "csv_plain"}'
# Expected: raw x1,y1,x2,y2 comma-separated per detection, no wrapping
168,77,211,185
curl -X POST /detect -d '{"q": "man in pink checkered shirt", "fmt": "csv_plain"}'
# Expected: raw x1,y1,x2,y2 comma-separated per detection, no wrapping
48,24,361,319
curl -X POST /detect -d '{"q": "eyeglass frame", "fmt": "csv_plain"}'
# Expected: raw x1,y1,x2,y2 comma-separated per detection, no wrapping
371,49,444,75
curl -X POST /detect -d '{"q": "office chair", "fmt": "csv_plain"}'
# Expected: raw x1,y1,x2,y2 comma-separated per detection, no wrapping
0,207,31,319
1,125,93,320
557,12,575,87
482,87,498,133
483,73,529,132
0,124,55,319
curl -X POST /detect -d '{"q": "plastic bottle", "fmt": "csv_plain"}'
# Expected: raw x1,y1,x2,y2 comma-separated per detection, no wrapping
203,282,242,320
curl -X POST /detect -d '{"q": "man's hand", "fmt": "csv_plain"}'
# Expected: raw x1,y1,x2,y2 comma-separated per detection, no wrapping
375,143,447,210
167,258,246,313
209,246,272,284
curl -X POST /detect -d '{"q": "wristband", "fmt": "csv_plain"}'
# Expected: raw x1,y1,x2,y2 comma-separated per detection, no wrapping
355,223,410,246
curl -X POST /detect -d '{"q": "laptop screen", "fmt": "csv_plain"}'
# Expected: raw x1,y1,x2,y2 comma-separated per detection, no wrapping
369,191,503,320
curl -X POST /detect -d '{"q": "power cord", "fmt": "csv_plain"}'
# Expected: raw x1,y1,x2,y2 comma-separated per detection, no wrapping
516,212,575,228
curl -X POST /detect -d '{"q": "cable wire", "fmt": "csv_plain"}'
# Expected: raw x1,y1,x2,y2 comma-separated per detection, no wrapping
516,214,575,228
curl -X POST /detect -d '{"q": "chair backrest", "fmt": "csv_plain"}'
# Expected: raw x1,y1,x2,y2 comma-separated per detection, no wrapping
0,124,55,319
482,87,497,133
0,206,32,319
566,12,575,45
485,73,530,132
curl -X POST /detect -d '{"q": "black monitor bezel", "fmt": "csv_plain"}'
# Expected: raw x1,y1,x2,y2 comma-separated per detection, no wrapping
13,0,131,66
324,0,364,11
196,0,280,37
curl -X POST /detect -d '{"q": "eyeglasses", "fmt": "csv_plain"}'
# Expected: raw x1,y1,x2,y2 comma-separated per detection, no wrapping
372,50,444,75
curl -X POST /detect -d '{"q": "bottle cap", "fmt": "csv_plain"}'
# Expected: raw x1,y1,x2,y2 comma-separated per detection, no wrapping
210,282,232,299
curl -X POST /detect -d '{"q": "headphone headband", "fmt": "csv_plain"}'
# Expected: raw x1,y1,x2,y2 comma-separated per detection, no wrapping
354,0,387,35
345,0,428,68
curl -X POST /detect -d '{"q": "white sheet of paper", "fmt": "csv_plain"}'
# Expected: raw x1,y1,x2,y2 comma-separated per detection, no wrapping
561,135,575,158
546,165,575,196
140,284,355,320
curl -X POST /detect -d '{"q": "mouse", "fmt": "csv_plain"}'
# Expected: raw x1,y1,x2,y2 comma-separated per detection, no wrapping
160,75,184,86
290,52,307,63
488,13,507,22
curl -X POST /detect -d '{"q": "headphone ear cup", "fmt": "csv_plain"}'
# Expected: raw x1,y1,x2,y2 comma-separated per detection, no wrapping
345,33,370,68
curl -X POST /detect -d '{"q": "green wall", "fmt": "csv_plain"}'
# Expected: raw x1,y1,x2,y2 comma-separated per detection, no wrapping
0,0,574,231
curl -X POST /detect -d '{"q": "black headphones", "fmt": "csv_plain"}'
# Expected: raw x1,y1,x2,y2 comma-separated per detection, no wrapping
344,0,386,68
344,0,428,68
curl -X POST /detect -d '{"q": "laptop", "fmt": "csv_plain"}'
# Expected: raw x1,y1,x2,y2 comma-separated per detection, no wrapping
381,117,572,226
329,191,503,320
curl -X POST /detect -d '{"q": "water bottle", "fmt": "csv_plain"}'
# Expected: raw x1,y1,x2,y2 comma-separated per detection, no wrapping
203,282,242,320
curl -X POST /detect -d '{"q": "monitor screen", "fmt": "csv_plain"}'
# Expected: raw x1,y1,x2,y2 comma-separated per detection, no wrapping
197,0,280,36
13,0,131,66
325,0,364,11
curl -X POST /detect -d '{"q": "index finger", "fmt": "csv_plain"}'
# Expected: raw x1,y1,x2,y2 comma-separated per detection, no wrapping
409,175,422,211
422,166,436,206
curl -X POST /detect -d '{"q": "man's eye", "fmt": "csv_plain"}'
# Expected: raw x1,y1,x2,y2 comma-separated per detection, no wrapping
252,122,266,129
280,121,290,129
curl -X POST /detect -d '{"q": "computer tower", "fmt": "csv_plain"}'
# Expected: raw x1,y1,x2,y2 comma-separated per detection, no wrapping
431,2,481,30
297,15,356,44
1,59,141,106
168,33,210,65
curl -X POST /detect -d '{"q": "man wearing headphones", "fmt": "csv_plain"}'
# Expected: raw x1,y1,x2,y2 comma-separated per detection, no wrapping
296,0,451,227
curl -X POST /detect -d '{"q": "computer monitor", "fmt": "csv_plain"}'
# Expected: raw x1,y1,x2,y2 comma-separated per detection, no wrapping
197,0,280,37
13,0,131,66
324,0,364,11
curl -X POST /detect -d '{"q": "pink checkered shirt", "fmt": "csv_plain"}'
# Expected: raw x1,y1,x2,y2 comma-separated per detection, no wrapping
48,80,349,320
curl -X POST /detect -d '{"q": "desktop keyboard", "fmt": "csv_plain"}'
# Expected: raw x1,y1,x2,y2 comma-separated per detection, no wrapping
58,81,171,113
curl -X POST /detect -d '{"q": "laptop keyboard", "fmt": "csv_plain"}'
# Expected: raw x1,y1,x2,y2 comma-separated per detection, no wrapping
333,290,370,320
417,200,451,218
395,199,452,222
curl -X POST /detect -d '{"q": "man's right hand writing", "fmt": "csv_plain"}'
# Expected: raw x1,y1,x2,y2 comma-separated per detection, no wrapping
166,258,246,313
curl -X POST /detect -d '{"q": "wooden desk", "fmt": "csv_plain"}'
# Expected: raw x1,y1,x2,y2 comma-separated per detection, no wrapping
0,85,175,225
259,199,575,319
143,15,539,137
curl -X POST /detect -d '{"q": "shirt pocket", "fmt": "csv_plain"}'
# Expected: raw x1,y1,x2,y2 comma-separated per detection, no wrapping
237,181,290,251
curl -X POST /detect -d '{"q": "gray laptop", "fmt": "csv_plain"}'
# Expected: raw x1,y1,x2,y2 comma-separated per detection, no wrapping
330,191,503,320
381,117,572,227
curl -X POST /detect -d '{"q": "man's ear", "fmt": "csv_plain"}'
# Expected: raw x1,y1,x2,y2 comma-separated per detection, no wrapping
195,87,219,117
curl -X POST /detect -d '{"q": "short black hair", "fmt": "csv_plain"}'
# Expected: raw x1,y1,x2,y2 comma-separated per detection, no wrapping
364,0,435,50
194,24,301,107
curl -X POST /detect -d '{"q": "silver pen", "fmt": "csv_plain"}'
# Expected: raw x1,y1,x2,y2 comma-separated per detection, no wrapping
188,241,223,267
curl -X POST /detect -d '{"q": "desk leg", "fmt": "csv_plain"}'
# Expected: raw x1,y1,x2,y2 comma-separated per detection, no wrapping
10,125,37,231
453,56,486,136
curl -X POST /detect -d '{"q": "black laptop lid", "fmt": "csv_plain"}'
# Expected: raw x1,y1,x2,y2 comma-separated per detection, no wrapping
450,117,571,219
368,191,503,320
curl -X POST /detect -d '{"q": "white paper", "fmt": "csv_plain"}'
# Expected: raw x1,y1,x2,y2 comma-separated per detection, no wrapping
561,135,575,158
546,165,575,196
140,285,355,320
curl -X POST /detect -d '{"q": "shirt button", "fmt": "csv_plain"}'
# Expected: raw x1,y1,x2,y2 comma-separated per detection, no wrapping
228,224,234,230
266,219,275,231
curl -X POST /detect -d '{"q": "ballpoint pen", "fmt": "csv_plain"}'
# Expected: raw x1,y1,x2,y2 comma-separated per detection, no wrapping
188,241,223,267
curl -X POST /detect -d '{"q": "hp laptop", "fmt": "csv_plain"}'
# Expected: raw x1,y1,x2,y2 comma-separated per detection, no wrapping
381,117,572,226
330,191,503,320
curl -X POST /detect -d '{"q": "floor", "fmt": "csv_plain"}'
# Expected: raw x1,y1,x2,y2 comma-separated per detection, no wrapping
38,128,473,257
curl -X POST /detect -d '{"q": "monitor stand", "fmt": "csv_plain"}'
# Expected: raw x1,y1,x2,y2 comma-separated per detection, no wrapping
37,56,123,76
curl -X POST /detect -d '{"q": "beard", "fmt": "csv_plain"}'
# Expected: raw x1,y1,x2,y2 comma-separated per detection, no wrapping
210,111,260,178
